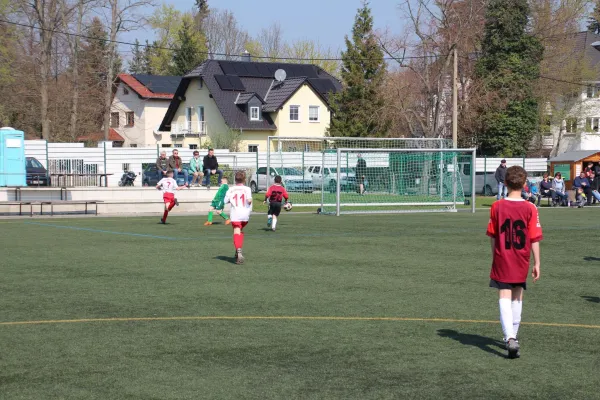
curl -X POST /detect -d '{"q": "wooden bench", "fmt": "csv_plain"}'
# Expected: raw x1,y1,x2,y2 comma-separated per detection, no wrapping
39,200,103,216
0,201,37,216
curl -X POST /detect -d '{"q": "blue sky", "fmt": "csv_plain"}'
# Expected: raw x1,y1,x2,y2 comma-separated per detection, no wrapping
124,0,405,54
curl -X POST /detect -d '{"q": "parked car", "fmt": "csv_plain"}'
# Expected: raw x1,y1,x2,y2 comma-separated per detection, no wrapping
249,167,313,193
26,157,50,186
452,162,497,196
306,165,356,192
142,163,190,186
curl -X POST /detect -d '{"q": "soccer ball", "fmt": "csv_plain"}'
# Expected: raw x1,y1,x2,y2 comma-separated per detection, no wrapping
284,202,292,211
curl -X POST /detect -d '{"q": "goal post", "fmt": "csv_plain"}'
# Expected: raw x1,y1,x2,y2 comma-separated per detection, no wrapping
322,148,477,215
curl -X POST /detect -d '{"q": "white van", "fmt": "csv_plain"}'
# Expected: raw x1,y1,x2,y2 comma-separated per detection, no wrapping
306,165,357,192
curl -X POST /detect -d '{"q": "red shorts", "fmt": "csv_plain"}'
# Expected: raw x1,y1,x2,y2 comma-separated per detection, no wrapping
231,221,248,230
163,193,175,204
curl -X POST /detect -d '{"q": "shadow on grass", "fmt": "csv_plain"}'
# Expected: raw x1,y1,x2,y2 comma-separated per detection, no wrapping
581,296,600,303
214,255,237,264
583,256,600,262
437,329,506,358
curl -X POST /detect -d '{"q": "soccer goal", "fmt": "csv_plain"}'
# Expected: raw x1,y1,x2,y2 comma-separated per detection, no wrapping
266,136,459,211
320,148,477,215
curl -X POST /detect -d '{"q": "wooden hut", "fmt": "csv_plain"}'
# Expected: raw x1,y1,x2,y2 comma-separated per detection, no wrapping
549,150,600,189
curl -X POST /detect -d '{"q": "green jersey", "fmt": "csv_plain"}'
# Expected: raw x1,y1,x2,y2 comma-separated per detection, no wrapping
213,184,229,202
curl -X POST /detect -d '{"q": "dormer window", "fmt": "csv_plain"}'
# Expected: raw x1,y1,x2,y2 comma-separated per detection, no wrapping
250,106,260,121
123,86,129,95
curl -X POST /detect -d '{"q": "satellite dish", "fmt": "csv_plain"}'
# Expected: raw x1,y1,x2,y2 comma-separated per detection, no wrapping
274,69,287,82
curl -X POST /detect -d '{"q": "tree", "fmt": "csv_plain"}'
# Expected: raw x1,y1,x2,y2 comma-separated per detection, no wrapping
129,39,145,74
475,0,543,157
283,39,339,76
204,9,249,59
147,4,180,74
171,14,207,75
589,0,600,33
101,0,153,141
257,22,283,61
328,1,388,137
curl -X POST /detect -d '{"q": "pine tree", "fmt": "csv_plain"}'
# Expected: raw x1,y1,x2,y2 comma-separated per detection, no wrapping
141,40,154,74
588,1,600,34
170,15,207,76
129,39,144,74
475,0,543,157
327,1,388,137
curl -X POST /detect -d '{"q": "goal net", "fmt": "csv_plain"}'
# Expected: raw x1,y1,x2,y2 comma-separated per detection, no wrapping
321,148,476,215
266,136,458,211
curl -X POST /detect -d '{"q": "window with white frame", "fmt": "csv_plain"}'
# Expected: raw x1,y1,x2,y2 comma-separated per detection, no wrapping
125,112,134,127
250,106,260,121
189,144,198,149
585,117,600,132
129,144,138,148
587,85,600,98
289,105,300,121
248,144,258,153
565,118,577,133
309,105,320,122
174,144,183,148
110,112,119,128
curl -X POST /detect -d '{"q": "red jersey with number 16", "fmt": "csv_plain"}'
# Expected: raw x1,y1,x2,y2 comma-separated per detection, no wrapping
486,199,543,283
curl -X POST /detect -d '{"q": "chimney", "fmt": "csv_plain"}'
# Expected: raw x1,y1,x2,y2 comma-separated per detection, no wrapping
241,50,251,62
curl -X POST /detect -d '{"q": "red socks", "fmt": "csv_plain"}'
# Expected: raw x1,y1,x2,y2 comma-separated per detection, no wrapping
162,209,169,222
233,233,244,249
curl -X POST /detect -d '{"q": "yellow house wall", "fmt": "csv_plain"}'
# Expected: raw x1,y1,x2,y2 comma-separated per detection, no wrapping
171,78,229,137
274,84,331,140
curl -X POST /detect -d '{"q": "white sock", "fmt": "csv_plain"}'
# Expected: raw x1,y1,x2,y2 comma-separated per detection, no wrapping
272,216,277,229
499,298,514,341
511,300,522,338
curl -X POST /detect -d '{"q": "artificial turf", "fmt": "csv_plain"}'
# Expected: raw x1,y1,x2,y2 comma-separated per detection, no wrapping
1,209,599,399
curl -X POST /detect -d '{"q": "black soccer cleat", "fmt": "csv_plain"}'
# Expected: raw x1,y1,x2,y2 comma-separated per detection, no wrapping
159,218,165,224
506,338,520,359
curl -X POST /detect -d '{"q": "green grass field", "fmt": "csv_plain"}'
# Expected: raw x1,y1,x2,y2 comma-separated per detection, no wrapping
1,209,599,399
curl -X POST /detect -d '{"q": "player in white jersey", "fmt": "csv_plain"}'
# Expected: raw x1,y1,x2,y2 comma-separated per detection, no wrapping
224,170,253,264
156,170,186,224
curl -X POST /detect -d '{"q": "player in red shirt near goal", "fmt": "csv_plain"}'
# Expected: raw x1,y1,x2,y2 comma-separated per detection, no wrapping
487,165,543,359
224,171,253,264
263,175,289,232
156,170,186,224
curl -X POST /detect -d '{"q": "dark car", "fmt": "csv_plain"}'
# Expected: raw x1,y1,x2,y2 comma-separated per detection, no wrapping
143,163,190,186
26,157,50,186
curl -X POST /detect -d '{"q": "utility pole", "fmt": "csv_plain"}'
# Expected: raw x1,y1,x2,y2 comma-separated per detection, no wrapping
452,47,458,149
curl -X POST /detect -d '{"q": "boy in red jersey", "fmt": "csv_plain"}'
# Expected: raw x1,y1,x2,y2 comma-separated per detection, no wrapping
156,170,186,224
487,166,542,359
224,171,253,264
263,175,289,232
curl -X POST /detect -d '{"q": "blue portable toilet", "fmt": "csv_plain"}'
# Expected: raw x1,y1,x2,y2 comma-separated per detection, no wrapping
0,127,26,187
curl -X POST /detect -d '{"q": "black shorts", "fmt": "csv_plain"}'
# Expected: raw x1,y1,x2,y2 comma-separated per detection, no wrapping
268,202,282,217
489,279,526,290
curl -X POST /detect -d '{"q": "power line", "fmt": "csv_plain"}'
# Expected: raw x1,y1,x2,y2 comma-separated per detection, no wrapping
0,18,445,62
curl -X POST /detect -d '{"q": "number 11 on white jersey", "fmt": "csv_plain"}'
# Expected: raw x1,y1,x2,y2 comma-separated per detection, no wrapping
225,185,253,222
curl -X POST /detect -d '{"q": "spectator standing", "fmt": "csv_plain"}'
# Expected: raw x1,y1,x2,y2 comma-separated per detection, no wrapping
356,153,367,195
588,171,600,204
188,151,204,186
203,148,223,189
573,171,592,206
168,149,188,186
538,173,554,206
551,172,569,206
156,151,168,183
495,159,508,200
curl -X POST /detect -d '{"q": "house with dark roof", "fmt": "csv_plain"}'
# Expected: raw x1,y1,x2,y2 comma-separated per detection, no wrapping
108,74,181,147
157,59,341,151
551,31,600,155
